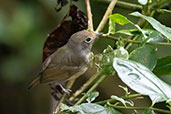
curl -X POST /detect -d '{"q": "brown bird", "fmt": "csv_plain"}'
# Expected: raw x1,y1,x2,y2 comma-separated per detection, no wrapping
28,30,102,92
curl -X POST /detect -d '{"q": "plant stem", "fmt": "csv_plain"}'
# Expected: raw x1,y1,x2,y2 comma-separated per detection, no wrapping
96,0,118,32
96,94,141,105
75,74,107,105
107,102,171,114
69,71,100,102
95,0,142,10
86,0,94,31
105,35,171,46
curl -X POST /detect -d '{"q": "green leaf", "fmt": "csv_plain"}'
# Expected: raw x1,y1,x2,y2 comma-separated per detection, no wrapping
138,0,148,5
143,29,166,42
129,45,157,71
61,103,104,114
130,12,171,41
98,45,115,75
111,95,134,106
113,58,171,105
99,107,122,114
61,103,122,114
109,14,130,25
110,13,147,38
108,18,116,34
153,56,171,76
86,91,99,103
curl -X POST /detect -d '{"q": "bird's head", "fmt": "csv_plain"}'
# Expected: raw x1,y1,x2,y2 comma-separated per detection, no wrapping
67,30,102,52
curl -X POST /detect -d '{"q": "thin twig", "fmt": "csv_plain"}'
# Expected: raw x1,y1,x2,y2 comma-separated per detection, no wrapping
105,35,171,46
69,71,100,102
75,74,107,105
95,0,142,10
86,0,94,31
96,94,141,105
96,0,118,32
107,102,171,114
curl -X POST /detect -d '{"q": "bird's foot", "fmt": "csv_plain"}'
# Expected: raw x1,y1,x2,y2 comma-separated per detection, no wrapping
59,84,72,94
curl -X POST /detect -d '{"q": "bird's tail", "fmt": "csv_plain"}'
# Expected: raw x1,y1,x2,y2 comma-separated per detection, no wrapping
28,76,40,90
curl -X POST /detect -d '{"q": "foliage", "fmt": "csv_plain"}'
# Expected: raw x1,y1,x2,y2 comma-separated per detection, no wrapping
57,0,171,114
55,0,171,114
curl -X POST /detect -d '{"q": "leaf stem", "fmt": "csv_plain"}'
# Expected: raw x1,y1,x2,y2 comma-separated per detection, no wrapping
96,0,118,32
107,102,171,114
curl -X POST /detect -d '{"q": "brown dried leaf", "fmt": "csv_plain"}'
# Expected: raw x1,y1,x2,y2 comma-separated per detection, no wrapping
43,5,88,61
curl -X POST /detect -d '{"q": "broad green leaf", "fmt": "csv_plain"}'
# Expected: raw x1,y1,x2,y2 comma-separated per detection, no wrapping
61,103,121,114
110,13,147,38
98,45,115,75
86,91,99,103
129,45,157,71
143,29,166,42
130,12,171,41
79,103,104,113
153,56,171,76
138,0,148,5
109,14,130,25
111,95,134,106
108,18,116,34
113,58,171,104
61,103,104,114
99,107,122,114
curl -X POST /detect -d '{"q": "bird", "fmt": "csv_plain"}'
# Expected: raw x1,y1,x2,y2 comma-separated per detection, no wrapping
28,30,102,92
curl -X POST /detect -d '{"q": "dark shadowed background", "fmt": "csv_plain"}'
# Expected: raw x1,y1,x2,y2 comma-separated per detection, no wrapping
0,0,171,114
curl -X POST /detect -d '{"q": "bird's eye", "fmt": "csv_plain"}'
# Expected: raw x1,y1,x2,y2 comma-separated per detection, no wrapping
85,37,92,43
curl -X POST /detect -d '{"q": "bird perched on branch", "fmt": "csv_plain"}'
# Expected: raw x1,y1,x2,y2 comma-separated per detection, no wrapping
28,30,102,94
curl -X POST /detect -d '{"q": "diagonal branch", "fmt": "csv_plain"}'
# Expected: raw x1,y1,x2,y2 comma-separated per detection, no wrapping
96,0,118,32
86,0,94,31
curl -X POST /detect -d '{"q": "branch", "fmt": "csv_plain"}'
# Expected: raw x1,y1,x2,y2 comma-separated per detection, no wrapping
107,102,171,114
86,0,94,31
75,74,107,105
95,0,142,10
69,72,100,102
96,0,118,32
105,35,171,46
96,94,142,105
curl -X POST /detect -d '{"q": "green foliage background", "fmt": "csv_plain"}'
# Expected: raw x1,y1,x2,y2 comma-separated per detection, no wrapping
0,0,171,114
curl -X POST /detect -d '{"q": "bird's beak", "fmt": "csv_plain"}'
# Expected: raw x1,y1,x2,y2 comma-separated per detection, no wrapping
95,32,103,37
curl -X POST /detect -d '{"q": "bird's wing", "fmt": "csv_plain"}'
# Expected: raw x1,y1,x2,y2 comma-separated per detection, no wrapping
38,45,66,75
40,65,86,84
